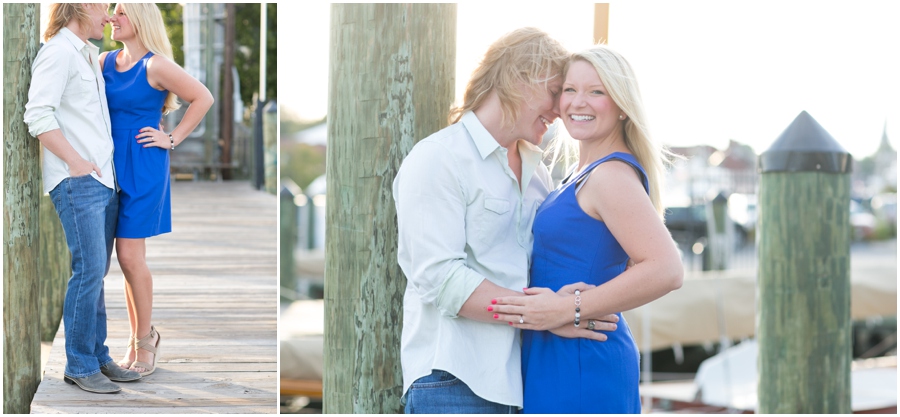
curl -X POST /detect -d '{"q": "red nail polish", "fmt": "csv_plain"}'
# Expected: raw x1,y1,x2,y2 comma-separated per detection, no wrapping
493,314,499,319
508,322,513,325
491,299,497,305
487,306,493,311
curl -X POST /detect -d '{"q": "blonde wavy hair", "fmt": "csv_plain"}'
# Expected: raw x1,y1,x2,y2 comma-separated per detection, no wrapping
44,3,108,42
117,3,181,114
449,27,569,127
549,45,673,218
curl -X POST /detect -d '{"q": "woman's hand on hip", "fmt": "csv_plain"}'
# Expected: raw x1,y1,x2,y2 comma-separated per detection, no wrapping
135,126,170,149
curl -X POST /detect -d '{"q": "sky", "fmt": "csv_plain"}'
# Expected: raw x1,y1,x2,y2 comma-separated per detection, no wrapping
281,1,899,159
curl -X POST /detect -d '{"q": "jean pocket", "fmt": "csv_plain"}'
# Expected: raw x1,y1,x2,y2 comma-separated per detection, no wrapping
409,370,460,389
69,173,93,181
49,181,67,213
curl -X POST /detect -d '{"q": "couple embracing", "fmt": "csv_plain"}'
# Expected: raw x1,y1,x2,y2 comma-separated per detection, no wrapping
393,28,683,413
24,3,212,394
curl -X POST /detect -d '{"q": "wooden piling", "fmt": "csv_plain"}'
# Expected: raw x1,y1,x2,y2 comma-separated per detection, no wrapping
280,179,300,300
3,3,41,413
323,4,456,413
757,111,853,413
39,195,70,342
264,101,277,195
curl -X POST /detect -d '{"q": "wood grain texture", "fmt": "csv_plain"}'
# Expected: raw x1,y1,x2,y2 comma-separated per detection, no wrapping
30,181,277,414
757,172,852,413
324,4,456,414
280,185,298,298
264,103,277,194
40,194,69,342
3,3,41,414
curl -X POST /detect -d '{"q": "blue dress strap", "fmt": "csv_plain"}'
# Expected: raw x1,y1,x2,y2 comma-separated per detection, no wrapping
102,49,120,70
572,152,649,194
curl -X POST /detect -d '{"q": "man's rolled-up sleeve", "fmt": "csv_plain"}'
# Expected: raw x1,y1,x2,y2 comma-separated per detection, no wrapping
394,141,484,318
24,43,68,137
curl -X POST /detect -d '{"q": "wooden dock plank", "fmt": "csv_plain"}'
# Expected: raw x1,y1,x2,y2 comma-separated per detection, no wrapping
31,181,277,414
31,406,273,415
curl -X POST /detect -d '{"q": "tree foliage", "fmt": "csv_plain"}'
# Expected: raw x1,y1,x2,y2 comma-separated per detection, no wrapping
282,143,326,190
234,3,277,105
157,3,184,65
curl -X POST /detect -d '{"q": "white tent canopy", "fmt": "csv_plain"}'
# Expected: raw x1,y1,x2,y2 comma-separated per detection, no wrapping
623,255,896,350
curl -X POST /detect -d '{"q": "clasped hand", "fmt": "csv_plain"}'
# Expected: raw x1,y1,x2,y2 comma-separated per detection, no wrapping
489,282,618,342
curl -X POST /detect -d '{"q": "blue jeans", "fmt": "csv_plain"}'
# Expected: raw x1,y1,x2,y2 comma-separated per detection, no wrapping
403,370,518,414
50,175,118,378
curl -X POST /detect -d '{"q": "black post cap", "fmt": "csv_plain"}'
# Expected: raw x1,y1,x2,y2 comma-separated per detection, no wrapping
758,111,852,173
712,192,728,204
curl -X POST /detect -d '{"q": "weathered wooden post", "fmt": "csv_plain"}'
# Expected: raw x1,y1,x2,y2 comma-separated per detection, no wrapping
221,2,235,180
40,195,70,342
757,110,852,413
704,192,730,271
252,102,264,189
324,3,456,413
280,179,300,301
264,100,277,194
3,3,41,414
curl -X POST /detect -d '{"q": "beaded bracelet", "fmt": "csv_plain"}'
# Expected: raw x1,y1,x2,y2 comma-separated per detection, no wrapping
169,134,175,151
574,289,582,327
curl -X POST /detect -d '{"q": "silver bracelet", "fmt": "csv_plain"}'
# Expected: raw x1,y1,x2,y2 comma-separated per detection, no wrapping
169,134,175,151
574,289,582,327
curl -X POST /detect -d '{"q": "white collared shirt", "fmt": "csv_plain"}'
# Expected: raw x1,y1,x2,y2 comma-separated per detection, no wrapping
24,27,115,193
393,111,552,407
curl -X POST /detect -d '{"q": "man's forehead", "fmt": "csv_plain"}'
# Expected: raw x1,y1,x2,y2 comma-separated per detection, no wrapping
535,71,563,84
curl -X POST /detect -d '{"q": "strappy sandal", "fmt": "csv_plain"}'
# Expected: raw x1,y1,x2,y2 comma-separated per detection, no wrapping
130,325,161,377
116,337,136,369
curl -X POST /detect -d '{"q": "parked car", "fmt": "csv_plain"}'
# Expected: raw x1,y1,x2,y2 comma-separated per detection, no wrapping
665,205,708,246
850,200,876,241
665,204,752,246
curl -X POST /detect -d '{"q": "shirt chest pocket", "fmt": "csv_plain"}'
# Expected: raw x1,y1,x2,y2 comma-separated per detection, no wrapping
473,197,513,246
484,198,509,215
68,68,100,100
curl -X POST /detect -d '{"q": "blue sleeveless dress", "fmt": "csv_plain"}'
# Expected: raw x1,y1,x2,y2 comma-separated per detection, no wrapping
522,152,647,413
102,50,171,238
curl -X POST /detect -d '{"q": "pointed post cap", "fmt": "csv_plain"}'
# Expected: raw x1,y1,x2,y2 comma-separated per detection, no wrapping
758,111,852,173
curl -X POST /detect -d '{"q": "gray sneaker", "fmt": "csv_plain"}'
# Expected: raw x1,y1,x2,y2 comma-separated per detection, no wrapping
100,362,142,382
64,372,121,394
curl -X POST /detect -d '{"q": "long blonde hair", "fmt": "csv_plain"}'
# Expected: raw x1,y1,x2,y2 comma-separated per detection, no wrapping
44,3,106,42
119,3,180,114
550,45,672,218
449,27,569,127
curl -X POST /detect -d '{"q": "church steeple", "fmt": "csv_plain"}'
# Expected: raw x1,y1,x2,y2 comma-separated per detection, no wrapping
877,120,893,153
